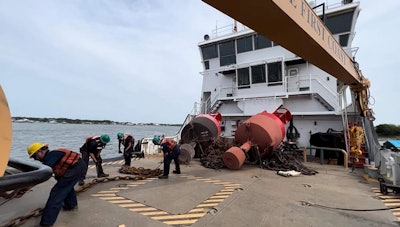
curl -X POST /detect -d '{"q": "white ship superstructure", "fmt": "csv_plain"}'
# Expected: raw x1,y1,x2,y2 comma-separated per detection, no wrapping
197,1,363,149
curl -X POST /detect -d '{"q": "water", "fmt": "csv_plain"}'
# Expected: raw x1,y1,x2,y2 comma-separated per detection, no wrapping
10,122,180,163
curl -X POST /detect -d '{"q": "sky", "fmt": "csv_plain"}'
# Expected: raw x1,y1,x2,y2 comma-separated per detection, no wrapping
0,1,399,125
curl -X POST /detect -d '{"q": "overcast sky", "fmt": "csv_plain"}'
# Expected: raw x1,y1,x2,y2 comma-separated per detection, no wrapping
0,1,399,125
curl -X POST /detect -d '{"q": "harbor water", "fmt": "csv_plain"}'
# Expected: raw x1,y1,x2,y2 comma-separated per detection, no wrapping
9,122,180,163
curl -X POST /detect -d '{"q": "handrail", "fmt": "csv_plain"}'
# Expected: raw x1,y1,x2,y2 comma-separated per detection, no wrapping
0,158,53,194
303,146,348,169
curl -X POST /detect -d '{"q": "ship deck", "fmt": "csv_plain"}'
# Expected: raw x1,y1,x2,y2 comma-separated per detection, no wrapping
1,155,399,227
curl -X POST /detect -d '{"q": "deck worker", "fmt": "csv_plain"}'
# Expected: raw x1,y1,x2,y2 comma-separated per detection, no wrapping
117,132,135,166
158,138,181,179
27,142,85,227
79,134,110,186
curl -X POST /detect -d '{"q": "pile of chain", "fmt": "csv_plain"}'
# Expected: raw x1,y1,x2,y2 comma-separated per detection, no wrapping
118,165,162,178
262,146,318,175
200,140,231,169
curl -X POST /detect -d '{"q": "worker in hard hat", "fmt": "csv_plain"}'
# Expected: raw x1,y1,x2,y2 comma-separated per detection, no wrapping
158,138,181,179
79,134,110,186
117,132,135,166
27,142,85,226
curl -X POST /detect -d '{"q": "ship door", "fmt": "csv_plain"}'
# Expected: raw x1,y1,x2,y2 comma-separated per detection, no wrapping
287,68,299,92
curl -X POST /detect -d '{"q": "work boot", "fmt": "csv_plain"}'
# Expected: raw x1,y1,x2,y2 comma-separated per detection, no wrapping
78,180,85,186
173,170,181,174
158,175,168,179
98,173,109,178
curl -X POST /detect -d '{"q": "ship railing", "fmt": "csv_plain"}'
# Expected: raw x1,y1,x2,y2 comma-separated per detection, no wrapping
302,146,348,169
211,22,249,39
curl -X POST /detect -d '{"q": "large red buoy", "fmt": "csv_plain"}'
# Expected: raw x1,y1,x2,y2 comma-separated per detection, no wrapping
180,112,221,143
222,106,291,170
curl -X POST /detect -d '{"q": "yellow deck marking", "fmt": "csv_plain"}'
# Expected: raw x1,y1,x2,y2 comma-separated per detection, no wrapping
392,211,400,216
119,203,146,208
129,207,157,212
140,211,169,216
92,173,241,226
384,203,400,207
189,208,207,213
379,195,400,199
381,199,400,203
99,197,125,200
109,200,134,204
197,203,219,207
210,195,229,199
152,213,206,220
98,190,118,193
215,192,233,195
163,219,198,225
92,194,118,197
204,199,224,203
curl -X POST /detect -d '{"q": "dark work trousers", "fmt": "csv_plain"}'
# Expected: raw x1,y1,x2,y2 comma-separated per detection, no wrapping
124,151,132,166
40,158,86,226
162,150,181,176
81,150,105,177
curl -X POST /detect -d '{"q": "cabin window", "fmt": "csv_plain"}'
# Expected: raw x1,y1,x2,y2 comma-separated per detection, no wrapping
267,62,282,86
203,61,210,70
237,68,250,89
324,11,354,34
219,40,236,66
251,64,266,84
237,36,253,53
339,34,349,47
201,44,218,60
254,34,272,50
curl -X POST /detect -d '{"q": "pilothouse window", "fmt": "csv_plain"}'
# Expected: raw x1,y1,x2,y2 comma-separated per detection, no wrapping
237,36,253,53
237,68,250,89
201,44,218,60
267,62,282,86
219,40,236,66
251,65,266,84
254,34,272,49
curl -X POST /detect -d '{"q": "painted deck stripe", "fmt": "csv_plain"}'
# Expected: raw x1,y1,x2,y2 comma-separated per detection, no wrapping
109,200,134,204
98,191,118,193
381,199,400,202
204,199,224,203
379,195,400,199
383,203,400,207
129,207,157,212
189,208,207,213
221,189,235,192
204,180,222,183
215,192,233,195
214,182,232,185
197,203,218,207
140,211,169,216
119,204,146,208
210,195,229,199
392,211,400,216
152,213,206,220
163,219,198,225
92,194,117,197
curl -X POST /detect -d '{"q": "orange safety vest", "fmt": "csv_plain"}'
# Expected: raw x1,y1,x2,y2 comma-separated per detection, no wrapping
53,148,80,177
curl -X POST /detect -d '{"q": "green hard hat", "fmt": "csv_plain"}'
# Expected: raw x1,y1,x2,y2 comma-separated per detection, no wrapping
117,132,124,139
100,134,110,144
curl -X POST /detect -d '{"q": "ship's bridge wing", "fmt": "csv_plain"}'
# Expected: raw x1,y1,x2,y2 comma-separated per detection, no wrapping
202,0,363,87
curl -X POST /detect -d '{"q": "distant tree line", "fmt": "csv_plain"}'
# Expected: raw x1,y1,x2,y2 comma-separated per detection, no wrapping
12,117,181,126
375,124,400,137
